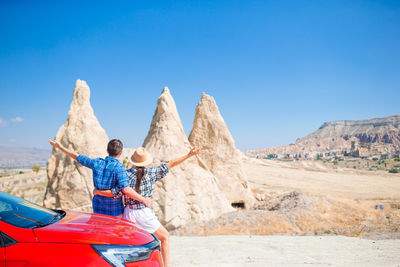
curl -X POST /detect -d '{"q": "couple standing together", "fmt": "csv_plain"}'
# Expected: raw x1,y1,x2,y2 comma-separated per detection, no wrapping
48,138,200,267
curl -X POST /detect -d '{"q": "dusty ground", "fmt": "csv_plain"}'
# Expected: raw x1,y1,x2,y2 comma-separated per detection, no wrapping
170,235,400,266
244,158,400,200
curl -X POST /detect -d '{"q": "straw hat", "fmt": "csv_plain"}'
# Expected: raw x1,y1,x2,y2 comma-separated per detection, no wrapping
128,147,153,167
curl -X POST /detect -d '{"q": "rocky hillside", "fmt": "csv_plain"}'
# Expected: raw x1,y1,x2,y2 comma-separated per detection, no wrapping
253,114,400,155
299,114,400,142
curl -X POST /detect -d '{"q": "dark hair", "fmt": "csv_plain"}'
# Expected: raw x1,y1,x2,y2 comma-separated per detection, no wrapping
135,167,145,193
107,139,123,157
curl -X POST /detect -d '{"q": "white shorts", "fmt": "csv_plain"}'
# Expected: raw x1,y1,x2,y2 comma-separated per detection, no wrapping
123,206,161,233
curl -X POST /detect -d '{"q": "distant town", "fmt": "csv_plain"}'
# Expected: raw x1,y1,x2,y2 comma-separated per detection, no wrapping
250,141,400,173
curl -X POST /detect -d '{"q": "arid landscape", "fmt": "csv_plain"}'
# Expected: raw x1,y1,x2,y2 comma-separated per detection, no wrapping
2,1,400,265
1,81,399,266
1,155,400,266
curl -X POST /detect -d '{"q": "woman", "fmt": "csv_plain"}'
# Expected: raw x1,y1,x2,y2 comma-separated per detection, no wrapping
94,146,199,267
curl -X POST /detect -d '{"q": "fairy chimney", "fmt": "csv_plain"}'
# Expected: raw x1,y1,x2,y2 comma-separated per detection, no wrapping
44,79,109,211
189,92,255,208
143,87,232,230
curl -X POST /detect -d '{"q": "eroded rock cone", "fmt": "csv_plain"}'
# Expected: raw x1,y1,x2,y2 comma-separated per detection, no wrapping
44,79,109,211
143,87,232,230
189,92,255,208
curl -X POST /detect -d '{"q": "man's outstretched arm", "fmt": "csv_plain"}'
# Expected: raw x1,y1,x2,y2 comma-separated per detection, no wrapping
48,139,78,160
168,147,200,169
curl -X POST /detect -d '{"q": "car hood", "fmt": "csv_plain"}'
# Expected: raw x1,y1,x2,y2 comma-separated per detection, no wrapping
33,211,154,245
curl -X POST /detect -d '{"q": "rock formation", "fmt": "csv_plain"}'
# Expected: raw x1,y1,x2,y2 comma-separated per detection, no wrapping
44,79,109,211
143,87,233,230
189,93,255,208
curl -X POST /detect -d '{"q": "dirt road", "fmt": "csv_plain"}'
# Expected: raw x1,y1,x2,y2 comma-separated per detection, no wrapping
171,235,400,266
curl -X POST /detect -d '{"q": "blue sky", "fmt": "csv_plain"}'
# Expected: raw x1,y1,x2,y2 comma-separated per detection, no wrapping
0,0,399,150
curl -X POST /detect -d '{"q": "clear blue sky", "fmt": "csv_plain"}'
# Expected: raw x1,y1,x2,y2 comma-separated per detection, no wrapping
0,0,399,150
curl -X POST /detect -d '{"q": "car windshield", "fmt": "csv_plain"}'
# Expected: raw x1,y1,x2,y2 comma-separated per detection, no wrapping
0,192,64,229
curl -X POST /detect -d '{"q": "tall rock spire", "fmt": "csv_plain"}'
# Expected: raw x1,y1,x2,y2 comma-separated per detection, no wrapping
143,87,232,230
189,92,255,208
44,79,109,211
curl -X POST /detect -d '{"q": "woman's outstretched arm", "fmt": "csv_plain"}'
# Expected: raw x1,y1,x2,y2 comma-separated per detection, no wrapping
168,147,200,169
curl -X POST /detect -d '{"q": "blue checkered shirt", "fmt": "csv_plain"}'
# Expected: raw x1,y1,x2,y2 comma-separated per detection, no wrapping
77,155,129,216
112,163,169,209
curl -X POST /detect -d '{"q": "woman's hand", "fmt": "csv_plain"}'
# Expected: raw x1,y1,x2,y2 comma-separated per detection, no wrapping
188,147,200,157
168,147,201,169
143,197,152,209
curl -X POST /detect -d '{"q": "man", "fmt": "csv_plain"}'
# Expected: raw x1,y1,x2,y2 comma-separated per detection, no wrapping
48,139,151,217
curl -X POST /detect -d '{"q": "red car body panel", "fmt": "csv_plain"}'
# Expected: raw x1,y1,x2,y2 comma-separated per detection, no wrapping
0,210,162,266
0,221,37,243
5,243,110,267
33,211,153,245
0,247,4,267
5,243,162,267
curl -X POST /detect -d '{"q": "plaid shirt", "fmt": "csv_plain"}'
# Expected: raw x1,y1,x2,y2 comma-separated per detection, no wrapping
77,155,129,216
112,163,169,209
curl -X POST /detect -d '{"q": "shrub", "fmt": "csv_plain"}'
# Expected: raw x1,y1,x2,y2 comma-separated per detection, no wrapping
391,204,400,209
18,171,24,174
32,166,41,173
388,168,400,174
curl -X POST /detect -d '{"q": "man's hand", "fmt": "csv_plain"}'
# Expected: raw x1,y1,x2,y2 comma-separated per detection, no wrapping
48,139,62,149
48,139,78,160
188,147,200,157
143,197,152,209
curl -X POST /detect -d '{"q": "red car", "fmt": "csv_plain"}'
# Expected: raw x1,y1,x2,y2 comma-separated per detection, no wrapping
0,192,162,266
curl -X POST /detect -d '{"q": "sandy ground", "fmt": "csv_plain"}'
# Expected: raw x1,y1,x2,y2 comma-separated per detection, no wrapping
171,235,400,266
244,159,400,200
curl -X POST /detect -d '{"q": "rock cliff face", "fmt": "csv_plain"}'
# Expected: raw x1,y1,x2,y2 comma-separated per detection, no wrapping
143,87,233,230
253,114,400,155
189,93,254,208
299,115,400,144
44,79,109,211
